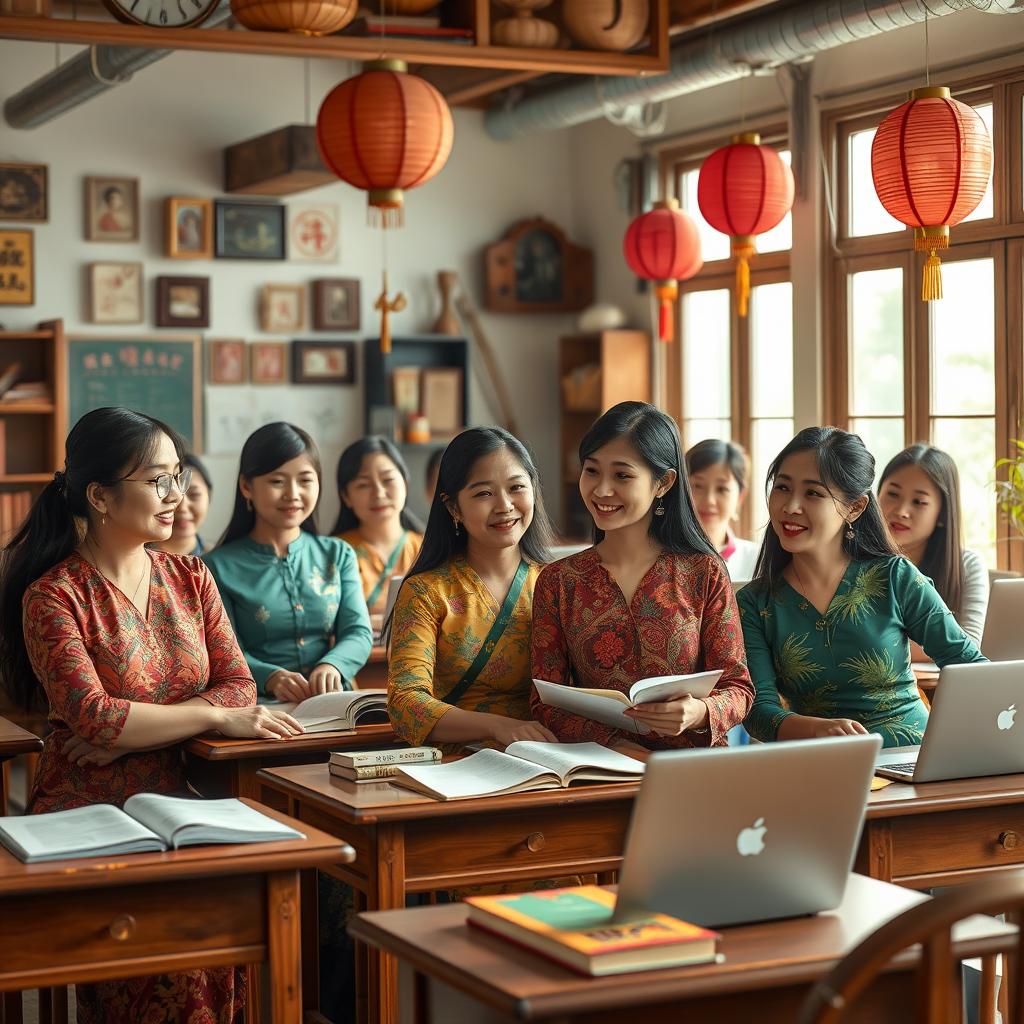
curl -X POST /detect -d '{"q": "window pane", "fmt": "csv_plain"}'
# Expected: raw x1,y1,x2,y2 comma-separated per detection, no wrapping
757,150,792,254
851,418,906,480
750,282,794,418
849,128,904,237
683,419,731,454
961,103,994,224
849,267,904,416
932,417,997,568
680,168,730,262
929,258,995,416
750,417,795,538
682,289,731,418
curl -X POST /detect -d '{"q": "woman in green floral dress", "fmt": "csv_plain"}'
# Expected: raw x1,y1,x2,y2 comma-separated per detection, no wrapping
738,427,985,748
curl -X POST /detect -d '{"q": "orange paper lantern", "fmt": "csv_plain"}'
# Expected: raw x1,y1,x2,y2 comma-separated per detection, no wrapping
871,86,991,301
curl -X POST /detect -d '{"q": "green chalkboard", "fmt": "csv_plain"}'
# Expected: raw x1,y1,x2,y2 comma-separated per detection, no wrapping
68,336,202,450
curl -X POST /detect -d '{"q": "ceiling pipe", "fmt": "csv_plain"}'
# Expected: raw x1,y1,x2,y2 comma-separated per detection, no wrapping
484,0,1024,140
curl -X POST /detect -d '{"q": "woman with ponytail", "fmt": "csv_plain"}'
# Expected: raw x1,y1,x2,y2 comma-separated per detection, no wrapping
0,407,301,1024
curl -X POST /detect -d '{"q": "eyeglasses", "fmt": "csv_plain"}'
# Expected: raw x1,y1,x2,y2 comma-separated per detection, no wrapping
121,467,193,501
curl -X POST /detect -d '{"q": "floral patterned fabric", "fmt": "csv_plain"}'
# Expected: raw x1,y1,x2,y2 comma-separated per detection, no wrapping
337,528,423,615
738,555,986,747
530,548,753,749
22,550,255,1024
387,557,542,746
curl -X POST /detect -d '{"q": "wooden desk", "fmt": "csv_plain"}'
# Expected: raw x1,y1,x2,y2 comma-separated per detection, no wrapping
355,646,389,689
349,875,1016,1023
184,724,398,801
0,717,43,815
0,800,353,1024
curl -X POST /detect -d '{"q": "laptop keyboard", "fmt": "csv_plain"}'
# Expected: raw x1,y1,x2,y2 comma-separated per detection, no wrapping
881,762,917,777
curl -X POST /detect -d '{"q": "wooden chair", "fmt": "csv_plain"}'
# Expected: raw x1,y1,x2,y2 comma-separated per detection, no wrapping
800,873,1024,1024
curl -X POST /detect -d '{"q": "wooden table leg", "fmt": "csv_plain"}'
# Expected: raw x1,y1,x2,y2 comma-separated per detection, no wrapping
980,955,997,1024
48,987,68,1024
300,868,319,1020
369,823,406,1024
267,870,302,1024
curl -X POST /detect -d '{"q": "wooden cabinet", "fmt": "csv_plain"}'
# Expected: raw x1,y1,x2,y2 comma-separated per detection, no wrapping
558,329,649,538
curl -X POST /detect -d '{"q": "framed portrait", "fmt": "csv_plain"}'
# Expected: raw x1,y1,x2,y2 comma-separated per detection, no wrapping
0,229,34,306
165,197,213,259
312,277,360,331
390,365,420,417
156,275,210,328
84,176,139,243
0,164,47,222
292,340,356,385
88,262,143,324
250,340,289,385
208,338,247,385
215,201,286,260
288,203,340,263
260,283,304,333
420,367,464,439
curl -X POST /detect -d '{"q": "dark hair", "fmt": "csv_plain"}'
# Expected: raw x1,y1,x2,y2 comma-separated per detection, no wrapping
879,443,963,614
331,436,423,535
0,408,185,711
579,402,717,558
751,426,900,592
182,452,213,492
101,185,123,204
685,438,750,493
219,422,321,546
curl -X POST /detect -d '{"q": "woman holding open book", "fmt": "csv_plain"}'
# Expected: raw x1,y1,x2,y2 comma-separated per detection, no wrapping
0,407,302,1024
531,402,754,758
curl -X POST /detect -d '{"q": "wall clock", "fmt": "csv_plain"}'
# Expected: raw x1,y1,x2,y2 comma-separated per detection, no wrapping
101,0,220,28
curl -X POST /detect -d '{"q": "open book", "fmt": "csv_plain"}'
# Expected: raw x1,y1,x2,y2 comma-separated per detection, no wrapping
390,741,644,801
0,794,304,863
533,670,722,735
271,688,390,733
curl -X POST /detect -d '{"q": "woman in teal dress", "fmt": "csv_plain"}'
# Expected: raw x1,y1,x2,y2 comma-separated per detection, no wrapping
738,427,984,748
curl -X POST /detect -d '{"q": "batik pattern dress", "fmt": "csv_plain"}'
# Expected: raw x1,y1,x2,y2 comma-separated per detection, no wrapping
738,555,986,747
530,548,753,749
337,528,423,615
22,550,257,1024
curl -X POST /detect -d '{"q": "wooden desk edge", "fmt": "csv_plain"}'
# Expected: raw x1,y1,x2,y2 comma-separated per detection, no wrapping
185,724,396,760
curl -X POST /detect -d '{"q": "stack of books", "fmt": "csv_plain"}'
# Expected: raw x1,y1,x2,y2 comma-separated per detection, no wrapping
329,746,442,782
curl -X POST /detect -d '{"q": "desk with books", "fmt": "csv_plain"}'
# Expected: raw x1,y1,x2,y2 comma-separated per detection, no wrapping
0,716,43,814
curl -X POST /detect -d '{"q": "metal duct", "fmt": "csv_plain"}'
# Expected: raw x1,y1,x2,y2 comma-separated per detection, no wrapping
4,3,233,129
485,0,1024,140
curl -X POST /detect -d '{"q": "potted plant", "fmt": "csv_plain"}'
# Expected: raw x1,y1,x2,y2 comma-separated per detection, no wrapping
996,438,1024,542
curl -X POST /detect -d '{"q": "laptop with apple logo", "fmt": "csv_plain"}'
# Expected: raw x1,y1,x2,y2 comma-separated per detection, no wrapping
612,733,880,928
875,660,1024,783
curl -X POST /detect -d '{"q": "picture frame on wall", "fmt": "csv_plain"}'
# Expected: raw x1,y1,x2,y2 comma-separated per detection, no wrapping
250,340,289,384
292,340,356,385
215,200,286,260
311,278,360,331
260,284,304,333
391,366,420,418
208,339,247,385
166,197,213,259
84,176,139,242
0,229,34,306
88,262,143,324
0,163,47,222
288,203,340,263
420,367,464,439
156,275,210,328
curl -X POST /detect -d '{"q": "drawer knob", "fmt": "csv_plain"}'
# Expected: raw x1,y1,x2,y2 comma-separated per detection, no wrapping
109,915,136,942
999,831,1019,851
526,832,546,853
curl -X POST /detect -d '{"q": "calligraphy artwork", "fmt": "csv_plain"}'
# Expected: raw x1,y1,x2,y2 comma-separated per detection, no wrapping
288,203,340,263
0,229,33,305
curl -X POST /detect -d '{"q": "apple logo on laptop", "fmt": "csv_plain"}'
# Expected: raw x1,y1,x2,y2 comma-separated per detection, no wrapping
737,817,767,856
998,704,1017,731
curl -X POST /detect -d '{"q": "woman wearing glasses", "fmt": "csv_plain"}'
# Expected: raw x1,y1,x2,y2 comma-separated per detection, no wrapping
0,407,302,1024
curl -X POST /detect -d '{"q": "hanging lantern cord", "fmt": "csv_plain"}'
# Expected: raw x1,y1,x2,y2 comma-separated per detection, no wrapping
654,280,678,343
732,236,755,317
915,225,948,302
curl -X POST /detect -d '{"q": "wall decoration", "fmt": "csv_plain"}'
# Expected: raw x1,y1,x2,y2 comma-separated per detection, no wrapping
390,365,420,417
0,229,34,306
292,340,356,385
250,340,289,384
289,203,340,262
156,275,210,328
215,200,286,260
311,277,360,331
368,404,400,442
84,176,139,242
563,0,648,51
484,217,593,313
260,283,304,332
88,262,143,324
420,367,463,439
166,197,213,259
208,339,248,385
432,270,460,334
101,0,219,26
0,164,47,222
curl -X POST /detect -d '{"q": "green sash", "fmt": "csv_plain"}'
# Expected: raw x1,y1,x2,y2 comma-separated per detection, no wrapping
366,531,408,609
442,559,529,707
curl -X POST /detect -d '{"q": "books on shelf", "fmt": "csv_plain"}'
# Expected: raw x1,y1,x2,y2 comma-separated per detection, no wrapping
0,793,304,863
465,885,721,976
0,489,31,544
270,688,389,733
0,361,21,399
329,745,441,781
389,741,644,801
532,670,722,735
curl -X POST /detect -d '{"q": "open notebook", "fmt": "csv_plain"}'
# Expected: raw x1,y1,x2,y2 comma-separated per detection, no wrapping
271,688,389,733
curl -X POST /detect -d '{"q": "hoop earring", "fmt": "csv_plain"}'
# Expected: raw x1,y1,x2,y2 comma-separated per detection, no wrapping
654,497,665,517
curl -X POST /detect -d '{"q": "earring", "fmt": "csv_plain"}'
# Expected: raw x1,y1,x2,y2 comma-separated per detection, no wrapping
654,497,666,517
845,522,855,540
937,520,945,528
246,498,253,512
452,517,460,536
101,513,106,527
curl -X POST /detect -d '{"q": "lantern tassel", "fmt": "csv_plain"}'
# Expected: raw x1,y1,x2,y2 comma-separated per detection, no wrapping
732,239,755,317
922,250,943,302
369,206,405,230
654,281,678,343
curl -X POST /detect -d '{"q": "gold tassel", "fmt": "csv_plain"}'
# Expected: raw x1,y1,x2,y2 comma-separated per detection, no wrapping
375,271,408,355
922,250,943,302
732,237,755,317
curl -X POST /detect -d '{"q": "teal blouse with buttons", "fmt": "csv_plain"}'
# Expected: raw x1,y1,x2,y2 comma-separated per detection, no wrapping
204,531,373,696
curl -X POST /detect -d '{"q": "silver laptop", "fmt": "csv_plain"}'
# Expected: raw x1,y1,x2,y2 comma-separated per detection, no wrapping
875,660,1024,783
982,579,1024,661
613,734,880,928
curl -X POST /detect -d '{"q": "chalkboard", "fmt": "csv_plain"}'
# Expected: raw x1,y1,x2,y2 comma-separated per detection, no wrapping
68,335,202,450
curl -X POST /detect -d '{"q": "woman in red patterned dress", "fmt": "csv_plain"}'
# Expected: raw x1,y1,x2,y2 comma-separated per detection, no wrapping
531,402,753,759
0,407,302,1024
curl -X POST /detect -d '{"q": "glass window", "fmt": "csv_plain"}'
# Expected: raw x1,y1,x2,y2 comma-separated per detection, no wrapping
682,289,731,420
849,128,904,238
750,417,794,539
757,151,793,254
849,268,904,417
683,419,732,454
852,418,906,479
961,103,994,224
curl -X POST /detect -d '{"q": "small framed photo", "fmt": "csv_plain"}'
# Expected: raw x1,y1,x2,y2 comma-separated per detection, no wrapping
215,200,285,260
0,229,34,305
166,197,213,259
260,283,304,333
250,340,289,385
312,278,360,331
391,366,420,417
288,203,340,263
421,367,464,439
208,338,248,385
156,275,209,328
0,163,47,222
88,262,143,323
84,176,139,242
292,340,356,385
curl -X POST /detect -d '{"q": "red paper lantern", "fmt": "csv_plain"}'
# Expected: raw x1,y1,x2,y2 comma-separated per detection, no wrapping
871,86,991,301
623,199,702,343
697,132,794,316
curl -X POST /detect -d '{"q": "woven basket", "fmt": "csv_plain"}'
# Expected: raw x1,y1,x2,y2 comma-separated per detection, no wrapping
231,0,357,34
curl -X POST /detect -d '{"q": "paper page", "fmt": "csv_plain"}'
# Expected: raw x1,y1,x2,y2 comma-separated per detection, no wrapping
271,689,387,726
532,679,647,735
395,749,556,799
124,793,303,846
506,741,646,782
628,670,722,704
0,804,162,860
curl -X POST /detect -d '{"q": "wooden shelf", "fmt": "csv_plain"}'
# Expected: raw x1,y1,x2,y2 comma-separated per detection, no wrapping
0,401,54,414
0,331,51,341
0,473,52,484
